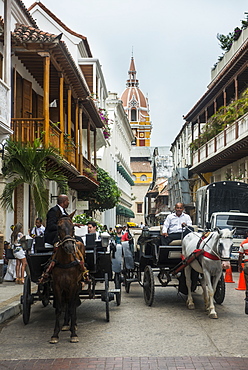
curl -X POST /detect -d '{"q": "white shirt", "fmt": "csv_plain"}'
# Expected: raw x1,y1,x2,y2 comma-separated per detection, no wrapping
31,225,45,237
162,212,192,234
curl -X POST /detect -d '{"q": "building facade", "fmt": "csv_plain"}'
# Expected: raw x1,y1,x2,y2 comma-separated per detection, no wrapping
170,20,248,221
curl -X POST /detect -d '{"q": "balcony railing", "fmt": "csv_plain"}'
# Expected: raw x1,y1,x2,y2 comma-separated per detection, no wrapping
0,79,10,125
192,112,248,168
11,118,44,142
11,118,98,180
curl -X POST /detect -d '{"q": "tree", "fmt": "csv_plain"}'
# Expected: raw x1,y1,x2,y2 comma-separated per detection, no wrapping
78,166,121,212
0,138,68,225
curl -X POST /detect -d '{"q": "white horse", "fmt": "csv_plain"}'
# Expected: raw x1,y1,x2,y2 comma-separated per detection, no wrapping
182,228,234,318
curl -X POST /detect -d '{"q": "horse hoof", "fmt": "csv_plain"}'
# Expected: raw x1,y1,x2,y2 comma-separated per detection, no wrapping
209,313,218,319
70,336,79,343
50,337,59,344
187,304,195,310
62,325,70,331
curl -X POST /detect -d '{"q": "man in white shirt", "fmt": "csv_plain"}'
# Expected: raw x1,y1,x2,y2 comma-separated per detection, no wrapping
30,217,45,253
161,203,193,245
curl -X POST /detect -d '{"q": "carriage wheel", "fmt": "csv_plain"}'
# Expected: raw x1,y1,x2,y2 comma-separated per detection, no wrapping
214,273,225,304
143,265,155,306
114,273,121,306
104,273,110,322
122,260,131,293
23,275,32,325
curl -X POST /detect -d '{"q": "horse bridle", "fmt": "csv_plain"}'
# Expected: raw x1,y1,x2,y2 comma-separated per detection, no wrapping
57,235,77,254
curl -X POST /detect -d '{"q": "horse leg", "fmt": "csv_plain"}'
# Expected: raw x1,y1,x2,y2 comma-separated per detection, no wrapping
199,275,209,311
62,303,70,331
185,266,195,309
205,273,220,319
69,297,79,343
50,305,62,343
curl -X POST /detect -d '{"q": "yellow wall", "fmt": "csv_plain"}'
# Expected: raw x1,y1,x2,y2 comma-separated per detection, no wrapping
133,171,153,184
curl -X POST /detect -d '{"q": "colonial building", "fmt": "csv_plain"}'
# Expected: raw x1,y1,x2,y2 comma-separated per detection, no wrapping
98,92,134,228
121,57,152,225
170,19,248,220
0,0,107,239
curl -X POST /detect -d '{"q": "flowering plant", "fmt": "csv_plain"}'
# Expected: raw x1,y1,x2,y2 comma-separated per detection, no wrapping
99,108,112,140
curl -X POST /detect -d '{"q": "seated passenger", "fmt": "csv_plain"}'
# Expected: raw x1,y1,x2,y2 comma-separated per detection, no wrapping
161,203,193,245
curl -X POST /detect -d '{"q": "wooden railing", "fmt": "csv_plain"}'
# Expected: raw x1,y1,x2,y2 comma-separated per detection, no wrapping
11,118,97,178
11,118,44,143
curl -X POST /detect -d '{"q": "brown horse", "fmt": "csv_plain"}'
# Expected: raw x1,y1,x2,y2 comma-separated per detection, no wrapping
50,214,86,344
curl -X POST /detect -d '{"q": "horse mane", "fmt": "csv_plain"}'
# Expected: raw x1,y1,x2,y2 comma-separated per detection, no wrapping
219,228,233,237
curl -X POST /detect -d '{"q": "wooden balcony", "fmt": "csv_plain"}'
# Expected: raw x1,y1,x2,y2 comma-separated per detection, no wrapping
191,112,248,173
11,118,98,191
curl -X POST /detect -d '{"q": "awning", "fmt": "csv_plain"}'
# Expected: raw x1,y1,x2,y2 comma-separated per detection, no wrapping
116,204,135,218
117,163,134,186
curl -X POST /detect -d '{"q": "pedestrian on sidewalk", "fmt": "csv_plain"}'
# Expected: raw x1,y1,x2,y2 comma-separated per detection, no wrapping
11,223,27,284
238,231,248,314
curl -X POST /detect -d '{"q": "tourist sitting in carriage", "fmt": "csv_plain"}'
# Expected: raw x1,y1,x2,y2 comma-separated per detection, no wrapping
161,202,193,246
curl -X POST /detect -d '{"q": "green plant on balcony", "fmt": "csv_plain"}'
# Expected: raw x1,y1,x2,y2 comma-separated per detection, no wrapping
0,138,68,225
78,166,121,212
64,133,74,152
83,167,97,179
190,88,248,152
72,213,104,231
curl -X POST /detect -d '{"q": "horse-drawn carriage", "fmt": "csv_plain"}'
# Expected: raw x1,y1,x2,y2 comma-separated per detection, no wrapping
21,220,121,334
122,225,233,317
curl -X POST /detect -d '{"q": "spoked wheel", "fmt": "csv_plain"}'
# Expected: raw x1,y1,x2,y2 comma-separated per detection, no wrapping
214,273,225,304
123,267,132,293
114,273,121,306
22,275,32,325
104,273,110,322
143,265,155,306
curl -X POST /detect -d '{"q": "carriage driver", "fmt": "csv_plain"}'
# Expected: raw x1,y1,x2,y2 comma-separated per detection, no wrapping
161,202,193,245
44,194,82,246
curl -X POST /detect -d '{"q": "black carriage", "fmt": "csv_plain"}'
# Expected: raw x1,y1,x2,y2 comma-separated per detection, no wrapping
21,234,121,324
122,226,225,306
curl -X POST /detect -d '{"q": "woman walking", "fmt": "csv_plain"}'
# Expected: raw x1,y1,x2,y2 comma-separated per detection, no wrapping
11,223,27,284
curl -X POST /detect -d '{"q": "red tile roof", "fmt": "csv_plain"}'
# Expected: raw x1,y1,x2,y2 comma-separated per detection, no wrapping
12,24,61,43
28,2,92,57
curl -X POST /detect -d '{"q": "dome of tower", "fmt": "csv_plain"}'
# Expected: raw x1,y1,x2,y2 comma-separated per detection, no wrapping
120,57,149,121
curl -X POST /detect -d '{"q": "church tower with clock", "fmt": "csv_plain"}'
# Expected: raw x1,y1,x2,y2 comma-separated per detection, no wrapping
121,57,152,147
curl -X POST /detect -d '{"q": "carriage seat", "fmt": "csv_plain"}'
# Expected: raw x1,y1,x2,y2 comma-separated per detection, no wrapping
168,240,182,246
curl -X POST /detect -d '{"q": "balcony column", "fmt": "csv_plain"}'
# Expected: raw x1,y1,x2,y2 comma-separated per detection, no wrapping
59,74,64,155
75,100,79,169
205,108,208,123
78,105,83,173
93,129,97,167
87,120,91,163
235,77,238,100
42,53,50,147
223,89,227,113
214,99,217,114
67,87,72,162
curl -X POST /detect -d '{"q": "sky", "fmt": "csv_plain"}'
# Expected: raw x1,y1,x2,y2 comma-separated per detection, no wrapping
24,0,248,147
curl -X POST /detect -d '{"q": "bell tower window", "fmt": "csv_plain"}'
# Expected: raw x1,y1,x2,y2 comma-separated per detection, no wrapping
131,108,137,121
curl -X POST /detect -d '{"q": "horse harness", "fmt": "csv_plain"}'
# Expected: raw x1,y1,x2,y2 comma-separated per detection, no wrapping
171,232,217,276
38,235,88,284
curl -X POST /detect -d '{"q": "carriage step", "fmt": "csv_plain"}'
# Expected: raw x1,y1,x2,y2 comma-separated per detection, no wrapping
109,289,120,294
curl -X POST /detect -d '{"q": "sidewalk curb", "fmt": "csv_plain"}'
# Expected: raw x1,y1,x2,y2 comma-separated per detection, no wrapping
0,301,21,324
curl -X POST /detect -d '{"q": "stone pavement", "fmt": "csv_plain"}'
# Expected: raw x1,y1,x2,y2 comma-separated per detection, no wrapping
0,356,248,369
0,280,25,324
1,280,248,369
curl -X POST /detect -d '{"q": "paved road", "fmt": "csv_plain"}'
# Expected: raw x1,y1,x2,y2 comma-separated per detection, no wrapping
0,271,247,362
